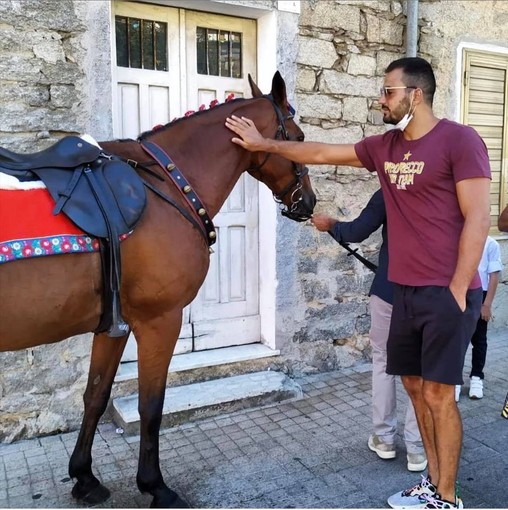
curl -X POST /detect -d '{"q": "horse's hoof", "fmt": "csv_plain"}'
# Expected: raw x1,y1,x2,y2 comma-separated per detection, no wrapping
150,490,190,508
72,480,111,505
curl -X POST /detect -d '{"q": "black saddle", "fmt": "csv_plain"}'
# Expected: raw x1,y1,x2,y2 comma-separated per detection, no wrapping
0,135,101,174
0,136,145,238
0,136,147,337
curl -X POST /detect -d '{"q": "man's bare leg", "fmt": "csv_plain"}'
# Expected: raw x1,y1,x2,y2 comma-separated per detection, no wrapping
402,375,439,484
422,380,462,502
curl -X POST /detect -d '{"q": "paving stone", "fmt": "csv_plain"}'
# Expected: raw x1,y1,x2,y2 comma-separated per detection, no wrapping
0,331,506,508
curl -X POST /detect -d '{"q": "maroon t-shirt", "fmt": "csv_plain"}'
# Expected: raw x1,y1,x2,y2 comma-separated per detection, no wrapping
355,119,491,288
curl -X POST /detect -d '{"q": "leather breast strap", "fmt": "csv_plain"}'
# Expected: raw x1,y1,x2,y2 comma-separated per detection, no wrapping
140,140,217,246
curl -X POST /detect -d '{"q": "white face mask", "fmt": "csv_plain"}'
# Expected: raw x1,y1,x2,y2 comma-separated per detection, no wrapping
394,111,413,131
394,93,416,131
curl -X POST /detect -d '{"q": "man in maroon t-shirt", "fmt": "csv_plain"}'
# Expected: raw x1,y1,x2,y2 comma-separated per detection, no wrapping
225,57,491,509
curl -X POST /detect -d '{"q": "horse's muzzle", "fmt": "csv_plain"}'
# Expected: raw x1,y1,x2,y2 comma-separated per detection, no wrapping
281,209,312,222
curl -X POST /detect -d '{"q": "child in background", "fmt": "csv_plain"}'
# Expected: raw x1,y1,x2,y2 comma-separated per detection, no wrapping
456,236,503,401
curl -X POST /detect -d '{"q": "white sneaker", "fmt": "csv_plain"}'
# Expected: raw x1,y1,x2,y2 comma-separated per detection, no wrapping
469,376,483,399
421,493,464,508
387,475,437,509
368,434,396,459
407,452,428,472
454,385,461,402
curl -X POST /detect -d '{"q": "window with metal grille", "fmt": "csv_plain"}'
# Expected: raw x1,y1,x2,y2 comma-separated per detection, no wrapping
115,16,168,71
196,27,242,78
462,49,508,233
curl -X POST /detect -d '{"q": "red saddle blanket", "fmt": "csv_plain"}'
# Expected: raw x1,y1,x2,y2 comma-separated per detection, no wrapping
0,188,100,264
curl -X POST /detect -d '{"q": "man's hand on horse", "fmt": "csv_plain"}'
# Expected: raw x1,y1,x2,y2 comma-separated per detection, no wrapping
225,115,267,152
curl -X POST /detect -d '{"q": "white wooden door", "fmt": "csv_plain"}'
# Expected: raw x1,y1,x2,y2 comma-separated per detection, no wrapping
112,2,260,361
184,11,259,350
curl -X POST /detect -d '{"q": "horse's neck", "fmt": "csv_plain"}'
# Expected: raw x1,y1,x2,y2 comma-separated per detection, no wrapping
152,104,257,218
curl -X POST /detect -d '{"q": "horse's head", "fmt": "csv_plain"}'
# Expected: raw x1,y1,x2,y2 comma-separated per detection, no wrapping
245,72,316,222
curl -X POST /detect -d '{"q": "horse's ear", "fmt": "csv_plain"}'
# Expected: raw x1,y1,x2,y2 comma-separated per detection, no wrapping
248,74,263,98
270,71,287,107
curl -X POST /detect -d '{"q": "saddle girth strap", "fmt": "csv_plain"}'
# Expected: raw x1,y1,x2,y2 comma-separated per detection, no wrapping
140,140,216,246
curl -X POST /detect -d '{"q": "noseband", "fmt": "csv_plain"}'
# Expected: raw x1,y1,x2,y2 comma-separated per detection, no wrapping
246,96,309,220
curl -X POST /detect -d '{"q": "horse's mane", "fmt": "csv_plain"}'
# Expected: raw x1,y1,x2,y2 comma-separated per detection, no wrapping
137,96,249,141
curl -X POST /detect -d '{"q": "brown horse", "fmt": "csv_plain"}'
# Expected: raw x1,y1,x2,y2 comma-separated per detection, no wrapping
0,72,315,507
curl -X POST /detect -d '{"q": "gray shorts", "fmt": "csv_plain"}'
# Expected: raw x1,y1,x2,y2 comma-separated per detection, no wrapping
386,284,482,385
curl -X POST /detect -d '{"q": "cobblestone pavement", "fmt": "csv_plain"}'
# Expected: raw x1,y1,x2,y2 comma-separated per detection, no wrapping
0,330,506,509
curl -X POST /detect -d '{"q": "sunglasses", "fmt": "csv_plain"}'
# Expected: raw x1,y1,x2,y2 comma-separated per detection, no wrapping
379,86,418,97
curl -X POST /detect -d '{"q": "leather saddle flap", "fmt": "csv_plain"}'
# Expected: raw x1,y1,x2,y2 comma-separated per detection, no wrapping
32,158,147,238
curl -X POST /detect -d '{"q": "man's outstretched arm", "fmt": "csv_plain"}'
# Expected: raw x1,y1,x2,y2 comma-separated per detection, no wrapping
225,115,363,167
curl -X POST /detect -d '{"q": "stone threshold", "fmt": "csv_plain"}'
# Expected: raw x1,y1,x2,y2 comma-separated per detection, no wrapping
114,343,280,382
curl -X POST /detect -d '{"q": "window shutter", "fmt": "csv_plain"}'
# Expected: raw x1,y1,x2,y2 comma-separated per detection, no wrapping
462,49,508,232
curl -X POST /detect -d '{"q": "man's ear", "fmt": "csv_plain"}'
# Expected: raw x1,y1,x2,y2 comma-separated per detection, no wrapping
414,88,424,105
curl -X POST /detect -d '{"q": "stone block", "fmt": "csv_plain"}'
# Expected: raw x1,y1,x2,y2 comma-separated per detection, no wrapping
365,123,387,137
298,94,342,120
303,123,364,145
0,104,78,132
0,0,83,32
50,84,75,108
342,97,368,123
38,61,82,85
297,37,338,69
365,13,404,46
321,69,379,98
335,274,369,297
300,2,361,33
297,68,317,92
298,257,318,275
33,34,66,64
376,50,404,75
302,279,331,301
0,56,41,82
347,54,376,77
311,179,338,203
0,83,49,106
337,0,391,12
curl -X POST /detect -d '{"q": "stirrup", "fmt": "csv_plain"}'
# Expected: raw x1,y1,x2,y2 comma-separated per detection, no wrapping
108,292,129,337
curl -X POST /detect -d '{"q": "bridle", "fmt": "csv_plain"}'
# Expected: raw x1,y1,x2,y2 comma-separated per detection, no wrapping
246,95,310,222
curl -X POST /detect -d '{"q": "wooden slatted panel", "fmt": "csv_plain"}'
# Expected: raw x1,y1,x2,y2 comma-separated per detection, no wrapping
462,50,508,230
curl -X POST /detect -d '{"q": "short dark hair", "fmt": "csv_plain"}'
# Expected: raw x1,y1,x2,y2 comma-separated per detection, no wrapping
386,57,436,105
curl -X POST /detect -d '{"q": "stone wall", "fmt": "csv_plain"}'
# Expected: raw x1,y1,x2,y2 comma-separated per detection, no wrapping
277,0,508,372
0,0,113,442
278,0,406,371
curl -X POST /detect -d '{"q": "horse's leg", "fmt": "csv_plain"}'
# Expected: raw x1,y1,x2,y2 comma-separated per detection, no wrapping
135,312,188,508
69,331,129,504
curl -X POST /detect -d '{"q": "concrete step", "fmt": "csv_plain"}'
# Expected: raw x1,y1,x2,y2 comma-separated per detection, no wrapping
112,370,302,435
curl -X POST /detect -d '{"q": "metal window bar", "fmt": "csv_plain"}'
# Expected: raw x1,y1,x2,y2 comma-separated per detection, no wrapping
118,16,166,70
198,27,242,77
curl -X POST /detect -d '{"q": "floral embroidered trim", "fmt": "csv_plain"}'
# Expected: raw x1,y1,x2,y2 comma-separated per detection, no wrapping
0,233,129,264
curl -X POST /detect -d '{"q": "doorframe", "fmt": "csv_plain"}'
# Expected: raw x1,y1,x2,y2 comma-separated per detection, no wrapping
109,1,281,350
